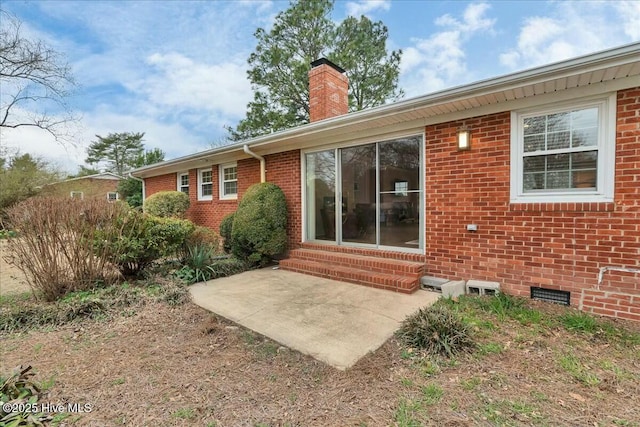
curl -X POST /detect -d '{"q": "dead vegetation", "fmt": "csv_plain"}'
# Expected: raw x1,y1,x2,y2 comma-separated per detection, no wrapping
1,293,639,426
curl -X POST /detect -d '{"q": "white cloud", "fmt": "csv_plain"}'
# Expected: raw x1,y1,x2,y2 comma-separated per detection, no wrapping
142,53,251,118
1,125,85,173
345,0,391,17
435,3,495,33
499,2,638,70
1,1,279,170
400,2,495,96
614,0,640,39
82,108,206,161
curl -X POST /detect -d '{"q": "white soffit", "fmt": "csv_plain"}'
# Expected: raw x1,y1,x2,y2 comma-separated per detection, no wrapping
132,43,640,178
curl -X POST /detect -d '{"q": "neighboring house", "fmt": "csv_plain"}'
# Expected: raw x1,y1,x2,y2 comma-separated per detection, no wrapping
132,44,640,321
46,172,123,201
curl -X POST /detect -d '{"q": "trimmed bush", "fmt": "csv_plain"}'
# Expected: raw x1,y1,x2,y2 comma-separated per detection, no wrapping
98,210,195,277
230,183,287,266
186,225,221,254
144,190,190,218
219,212,235,253
398,303,475,358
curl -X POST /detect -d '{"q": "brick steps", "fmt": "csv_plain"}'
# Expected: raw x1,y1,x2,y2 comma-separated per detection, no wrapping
299,242,425,262
280,245,425,293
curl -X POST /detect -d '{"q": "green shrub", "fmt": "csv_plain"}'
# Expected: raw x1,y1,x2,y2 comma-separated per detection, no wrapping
398,303,475,358
178,244,218,283
175,255,248,285
1,365,49,426
184,226,221,255
98,210,195,277
219,212,235,253
230,183,287,266
144,190,190,218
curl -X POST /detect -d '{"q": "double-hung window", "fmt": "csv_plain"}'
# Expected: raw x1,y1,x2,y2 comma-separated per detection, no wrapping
177,172,189,194
219,163,238,200
198,168,213,201
510,94,615,203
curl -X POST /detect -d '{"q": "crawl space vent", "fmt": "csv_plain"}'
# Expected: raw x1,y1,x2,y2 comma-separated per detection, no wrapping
530,287,570,306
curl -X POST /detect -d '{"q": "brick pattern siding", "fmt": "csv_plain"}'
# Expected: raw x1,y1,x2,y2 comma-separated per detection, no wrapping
142,87,639,321
308,62,348,122
47,178,120,200
266,150,302,250
424,87,639,321
144,153,301,250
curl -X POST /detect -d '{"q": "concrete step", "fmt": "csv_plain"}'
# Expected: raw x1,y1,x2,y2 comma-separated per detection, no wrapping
279,258,419,293
288,248,425,277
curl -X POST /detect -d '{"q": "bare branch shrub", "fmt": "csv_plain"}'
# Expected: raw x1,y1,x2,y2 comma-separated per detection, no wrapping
3,197,125,301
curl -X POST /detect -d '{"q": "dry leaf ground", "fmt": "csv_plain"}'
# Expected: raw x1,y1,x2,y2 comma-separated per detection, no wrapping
2,291,639,426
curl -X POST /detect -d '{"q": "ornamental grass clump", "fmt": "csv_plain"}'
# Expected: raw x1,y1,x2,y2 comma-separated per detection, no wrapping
398,303,476,358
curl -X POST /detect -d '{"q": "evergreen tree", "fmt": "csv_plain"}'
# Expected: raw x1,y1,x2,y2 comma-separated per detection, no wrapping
117,148,165,208
228,0,403,140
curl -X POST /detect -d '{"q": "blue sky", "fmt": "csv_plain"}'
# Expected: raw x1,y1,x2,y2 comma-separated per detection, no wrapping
1,0,638,173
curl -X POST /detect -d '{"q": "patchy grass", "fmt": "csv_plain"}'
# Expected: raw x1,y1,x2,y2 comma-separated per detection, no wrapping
1,292,639,425
0,277,190,333
391,295,640,426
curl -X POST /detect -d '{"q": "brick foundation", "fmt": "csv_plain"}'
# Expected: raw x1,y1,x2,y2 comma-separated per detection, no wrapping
423,87,640,312
142,87,640,321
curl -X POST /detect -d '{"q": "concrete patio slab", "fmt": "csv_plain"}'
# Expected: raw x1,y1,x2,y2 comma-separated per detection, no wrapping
189,268,440,370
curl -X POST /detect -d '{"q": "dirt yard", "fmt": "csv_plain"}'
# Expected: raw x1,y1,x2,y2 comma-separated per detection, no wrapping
2,296,639,426
0,240,30,296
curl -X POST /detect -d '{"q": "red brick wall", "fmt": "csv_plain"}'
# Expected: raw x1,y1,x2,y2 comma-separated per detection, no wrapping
143,152,302,251
145,172,176,199
309,62,348,122
424,87,640,321
266,150,302,251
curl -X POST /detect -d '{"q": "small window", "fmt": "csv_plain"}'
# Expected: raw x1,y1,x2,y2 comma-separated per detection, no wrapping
107,192,118,202
177,172,189,194
510,94,615,203
198,168,213,201
394,180,408,196
70,191,83,199
219,163,238,200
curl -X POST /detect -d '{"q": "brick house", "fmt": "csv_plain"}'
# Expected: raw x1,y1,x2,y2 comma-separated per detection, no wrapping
132,45,640,321
46,172,123,201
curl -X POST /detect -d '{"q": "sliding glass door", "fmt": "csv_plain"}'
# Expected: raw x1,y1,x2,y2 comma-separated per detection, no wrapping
378,137,421,248
305,135,423,251
305,150,336,241
341,144,376,244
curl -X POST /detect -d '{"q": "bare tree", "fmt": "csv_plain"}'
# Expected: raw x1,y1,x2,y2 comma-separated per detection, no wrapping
0,10,76,142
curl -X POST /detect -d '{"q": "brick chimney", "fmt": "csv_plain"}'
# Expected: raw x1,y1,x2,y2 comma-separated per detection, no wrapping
308,58,348,122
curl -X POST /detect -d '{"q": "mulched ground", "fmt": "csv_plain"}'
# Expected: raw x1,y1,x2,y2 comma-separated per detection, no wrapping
2,298,639,426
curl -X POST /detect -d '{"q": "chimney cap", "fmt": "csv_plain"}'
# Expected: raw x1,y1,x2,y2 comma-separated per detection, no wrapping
310,58,345,74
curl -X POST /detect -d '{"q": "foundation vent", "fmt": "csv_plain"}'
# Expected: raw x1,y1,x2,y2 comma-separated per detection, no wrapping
530,287,570,306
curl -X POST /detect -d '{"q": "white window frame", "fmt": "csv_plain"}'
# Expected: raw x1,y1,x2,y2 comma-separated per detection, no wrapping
510,94,616,203
70,191,84,199
177,172,189,194
106,192,119,201
197,168,213,201
219,163,238,200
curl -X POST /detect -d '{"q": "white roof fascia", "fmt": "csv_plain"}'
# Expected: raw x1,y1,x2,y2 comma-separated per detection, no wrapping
131,42,640,178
